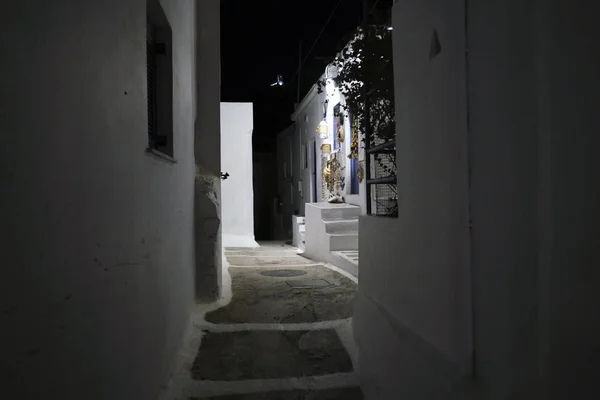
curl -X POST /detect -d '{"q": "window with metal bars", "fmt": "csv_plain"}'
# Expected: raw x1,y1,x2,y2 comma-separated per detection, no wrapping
146,0,173,158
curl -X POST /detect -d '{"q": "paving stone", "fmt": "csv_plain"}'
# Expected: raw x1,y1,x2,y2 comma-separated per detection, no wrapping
190,386,364,399
225,250,298,256
261,269,308,277
191,330,353,381
205,266,357,324
285,279,332,289
226,244,293,252
226,256,316,266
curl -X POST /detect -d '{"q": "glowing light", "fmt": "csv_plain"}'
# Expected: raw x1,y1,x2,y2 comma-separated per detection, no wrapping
270,74,284,87
316,120,329,139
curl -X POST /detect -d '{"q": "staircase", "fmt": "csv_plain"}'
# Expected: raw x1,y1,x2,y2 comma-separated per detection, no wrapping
303,203,360,276
323,216,359,251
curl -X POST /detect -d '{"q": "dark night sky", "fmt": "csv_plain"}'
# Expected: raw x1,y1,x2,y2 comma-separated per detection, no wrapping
220,0,367,151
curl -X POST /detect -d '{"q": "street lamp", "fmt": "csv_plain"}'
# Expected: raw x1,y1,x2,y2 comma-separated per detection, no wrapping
270,74,284,87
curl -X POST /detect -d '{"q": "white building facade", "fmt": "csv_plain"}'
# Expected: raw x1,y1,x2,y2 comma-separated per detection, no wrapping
220,102,259,248
275,61,366,275
290,68,368,215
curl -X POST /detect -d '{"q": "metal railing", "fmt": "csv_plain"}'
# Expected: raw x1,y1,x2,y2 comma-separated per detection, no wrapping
365,138,397,217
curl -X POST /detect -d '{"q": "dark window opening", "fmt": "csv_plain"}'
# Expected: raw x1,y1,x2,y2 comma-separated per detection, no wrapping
147,0,174,157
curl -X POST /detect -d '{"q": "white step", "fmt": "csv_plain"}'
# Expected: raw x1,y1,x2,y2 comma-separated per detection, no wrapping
299,224,306,233
339,250,359,262
320,206,361,221
328,232,358,251
331,250,359,277
324,219,359,234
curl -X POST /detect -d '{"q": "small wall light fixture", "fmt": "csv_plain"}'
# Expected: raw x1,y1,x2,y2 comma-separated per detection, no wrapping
317,120,329,139
317,99,329,139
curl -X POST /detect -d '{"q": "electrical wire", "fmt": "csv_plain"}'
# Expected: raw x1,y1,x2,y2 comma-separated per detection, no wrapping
288,0,343,85
364,0,382,25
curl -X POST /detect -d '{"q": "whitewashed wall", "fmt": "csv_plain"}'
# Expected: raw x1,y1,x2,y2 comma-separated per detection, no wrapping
292,85,325,214
0,0,221,398
220,102,258,248
356,0,600,398
355,0,472,397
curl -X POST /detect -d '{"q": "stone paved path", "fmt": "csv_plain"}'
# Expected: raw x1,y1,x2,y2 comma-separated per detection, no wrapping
160,242,362,399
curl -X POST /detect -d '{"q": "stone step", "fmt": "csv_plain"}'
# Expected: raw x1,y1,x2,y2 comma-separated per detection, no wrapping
328,232,358,251
319,205,360,222
331,250,359,277
324,219,359,234
339,250,359,261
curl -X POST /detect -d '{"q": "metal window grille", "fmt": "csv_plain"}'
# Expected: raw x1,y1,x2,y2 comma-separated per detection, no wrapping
366,138,397,217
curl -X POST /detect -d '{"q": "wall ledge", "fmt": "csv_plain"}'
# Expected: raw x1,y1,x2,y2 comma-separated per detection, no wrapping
146,148,179,164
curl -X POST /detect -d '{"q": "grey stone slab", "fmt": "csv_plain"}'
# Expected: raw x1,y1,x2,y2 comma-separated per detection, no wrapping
226,256,316,266
225,250,298,256
205,266,357,324
285,279,332,289
191,386,363,399
191,330,353,381
261,269,308,277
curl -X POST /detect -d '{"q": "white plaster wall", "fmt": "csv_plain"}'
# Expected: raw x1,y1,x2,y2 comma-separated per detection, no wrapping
304,204,330,262
306,96,324,205
194,0,222,303
356,0,600,398
355,0,473,397
533,3,600,395
294,87,327,213
0,0,220,398
220,102,258,248
467,1,539,396
469,1,600,397
291,215,305,249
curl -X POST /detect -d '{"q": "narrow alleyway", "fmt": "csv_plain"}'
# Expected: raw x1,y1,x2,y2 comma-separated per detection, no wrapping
162,242,363,399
